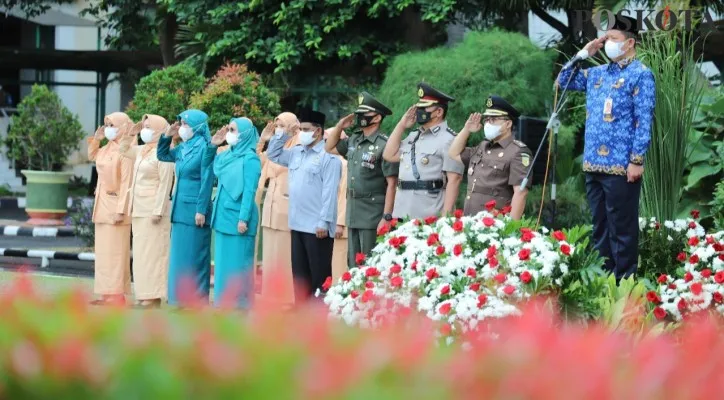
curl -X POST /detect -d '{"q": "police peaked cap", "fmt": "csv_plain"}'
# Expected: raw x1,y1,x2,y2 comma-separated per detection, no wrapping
415,82,455,108
482,95,520,120
355,91,392,116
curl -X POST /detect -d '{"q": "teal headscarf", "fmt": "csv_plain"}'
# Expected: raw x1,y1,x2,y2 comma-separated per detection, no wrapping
213,117,260,201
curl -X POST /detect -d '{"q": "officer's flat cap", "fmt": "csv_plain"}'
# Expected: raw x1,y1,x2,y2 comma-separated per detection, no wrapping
609,15,639,36
482,95,520,120
355,91,392,116
415,82,455,108
297,106,326,127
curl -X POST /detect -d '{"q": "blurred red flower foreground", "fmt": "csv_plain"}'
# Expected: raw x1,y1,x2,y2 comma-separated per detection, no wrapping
1,271,724,399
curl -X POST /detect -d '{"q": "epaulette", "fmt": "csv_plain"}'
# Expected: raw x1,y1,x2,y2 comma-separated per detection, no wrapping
513,140,527,147
378,133,389,141
446,127,458,136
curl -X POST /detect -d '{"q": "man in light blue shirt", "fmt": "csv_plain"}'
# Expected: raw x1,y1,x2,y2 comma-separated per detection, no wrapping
266,107,342,303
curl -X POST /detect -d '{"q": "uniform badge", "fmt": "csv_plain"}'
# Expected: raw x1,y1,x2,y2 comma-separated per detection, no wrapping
612,78,625,89
521,154,530,167
418,88,424,97
358,94,364,105
468,167,473,175
369,145,374,150
486,97,493,107
498,152,504,158
421,156,429,165
597,145,609,156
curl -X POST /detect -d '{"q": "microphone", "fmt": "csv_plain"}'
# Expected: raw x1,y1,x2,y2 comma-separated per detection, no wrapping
561,49,590,70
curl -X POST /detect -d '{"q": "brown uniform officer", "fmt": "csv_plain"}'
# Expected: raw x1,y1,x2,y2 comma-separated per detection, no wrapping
449,95,532,219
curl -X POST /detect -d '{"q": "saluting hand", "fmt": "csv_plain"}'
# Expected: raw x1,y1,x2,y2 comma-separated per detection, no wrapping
166,122,180,138
337,114,355,130
211,125,228,146
399,106,416,129
94,125,105,141
128,121,143,136
464,113,483,133
260,121,275,141
583,34,607,57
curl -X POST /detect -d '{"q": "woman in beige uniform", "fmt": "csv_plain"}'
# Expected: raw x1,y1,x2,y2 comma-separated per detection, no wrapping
87,112,134,306
325,128,349,280
255,112,300,307
119,114,175,309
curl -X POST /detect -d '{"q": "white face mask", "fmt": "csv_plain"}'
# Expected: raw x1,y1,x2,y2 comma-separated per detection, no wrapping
104,127,119,141
604,39,626,60
274,127,285,136
179,126,194,142
298,130,316,146
140,128,154,144
226,131,239,146
484,123,503,141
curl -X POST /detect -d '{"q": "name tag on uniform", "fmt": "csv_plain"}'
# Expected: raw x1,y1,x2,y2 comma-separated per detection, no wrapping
603,97,613,116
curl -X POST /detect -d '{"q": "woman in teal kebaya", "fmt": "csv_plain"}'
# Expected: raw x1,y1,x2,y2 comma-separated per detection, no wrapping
157,109,215,306
207,117,262,309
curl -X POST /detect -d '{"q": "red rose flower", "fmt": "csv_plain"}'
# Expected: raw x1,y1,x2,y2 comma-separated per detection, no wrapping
688,236,699,246
482,217,495,227
440,284,451,295
691,209,700,219
646,290,660,303
653,307,667,320
466,268,477,278
435,245,446,256
688,221,697,229
390,218,398,228
552,230,566,241
390,264,402,274
485,200,497,211
377,223,390,236
365,267,380,277
440,323,452,335
425,268,439,281
322,276,333,291
715,271,724,284
424,216,438,225
701,269,712,278
518,248,531,261
355,252,366,265
439,302,452,315
684,272,694,282
470,282,481,291
720,254,724,261
388,236,402,248
342,271,352,282
520,271,532,284
361,289,374,303
454,209,463,219
706,236,715,245
689,254,699,265
521,230,534,243
411,260,419,271
690,282,703,296
350,290,359,299
657,274,668,284
453,244,463,256
489,257,499,268
668,283,677,290
452,220,464,232
390,276,403,288
713,292,723,303
676,252,687,262
503,285,515,295
500,205,512,215
365,281,375,289
413,219,421,226
477,294,488,307
560,244,572,256
487,245,497,258
427,233,440,246
494,273,507,284
677,298,686,311
714,243,724,252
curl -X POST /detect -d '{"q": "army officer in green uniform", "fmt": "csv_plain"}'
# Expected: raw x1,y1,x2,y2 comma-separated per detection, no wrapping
325,92,399,268
449,95,532,219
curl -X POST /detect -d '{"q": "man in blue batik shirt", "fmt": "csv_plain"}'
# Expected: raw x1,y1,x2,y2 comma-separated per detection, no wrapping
557,16,655,280
267,107,342,303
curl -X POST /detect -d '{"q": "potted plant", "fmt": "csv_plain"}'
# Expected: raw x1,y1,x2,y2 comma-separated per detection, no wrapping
2,84,85,225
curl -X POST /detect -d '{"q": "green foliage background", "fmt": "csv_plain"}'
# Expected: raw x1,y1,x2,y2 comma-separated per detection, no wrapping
125,63,206,122
3,85,85,172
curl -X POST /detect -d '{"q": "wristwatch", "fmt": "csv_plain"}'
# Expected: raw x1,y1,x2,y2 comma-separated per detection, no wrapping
383,213,393,222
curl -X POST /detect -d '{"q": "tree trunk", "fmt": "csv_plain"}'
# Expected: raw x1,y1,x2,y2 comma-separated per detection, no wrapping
159,9,178,66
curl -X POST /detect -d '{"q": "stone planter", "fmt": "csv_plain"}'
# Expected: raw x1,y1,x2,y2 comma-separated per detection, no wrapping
20,170,73,226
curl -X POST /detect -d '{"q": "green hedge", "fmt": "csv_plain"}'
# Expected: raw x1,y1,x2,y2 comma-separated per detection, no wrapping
125,63,206,122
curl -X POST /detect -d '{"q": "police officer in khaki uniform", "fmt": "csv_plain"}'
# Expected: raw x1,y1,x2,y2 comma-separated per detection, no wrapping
383,83,464,219
449,95,532,219
325,92,399,268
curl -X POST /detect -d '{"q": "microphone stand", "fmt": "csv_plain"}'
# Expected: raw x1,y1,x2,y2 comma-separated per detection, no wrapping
519,62,582,228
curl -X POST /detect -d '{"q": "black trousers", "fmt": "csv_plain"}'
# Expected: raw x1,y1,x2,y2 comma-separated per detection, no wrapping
290,230,334,302
585,172,642,280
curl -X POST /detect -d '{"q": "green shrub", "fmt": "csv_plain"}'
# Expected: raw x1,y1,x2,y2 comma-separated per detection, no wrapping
125,63,206,122
711,181,724,231
189,63,281,129
3,85,85,171
526,176,590,231
377,30,555,143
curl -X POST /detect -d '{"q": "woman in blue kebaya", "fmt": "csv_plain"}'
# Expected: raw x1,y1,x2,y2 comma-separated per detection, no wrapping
206,117,262,309
157,109,215,307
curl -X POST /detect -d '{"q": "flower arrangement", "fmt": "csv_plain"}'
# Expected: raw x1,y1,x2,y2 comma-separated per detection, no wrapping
322,202,584,341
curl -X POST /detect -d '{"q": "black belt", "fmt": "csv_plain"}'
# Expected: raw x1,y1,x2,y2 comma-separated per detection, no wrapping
347,189,385,198
397,180,444,191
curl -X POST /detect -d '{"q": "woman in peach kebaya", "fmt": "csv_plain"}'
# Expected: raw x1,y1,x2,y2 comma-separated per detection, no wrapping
255,112,300,307
87,112,134,306
119,114,175,309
